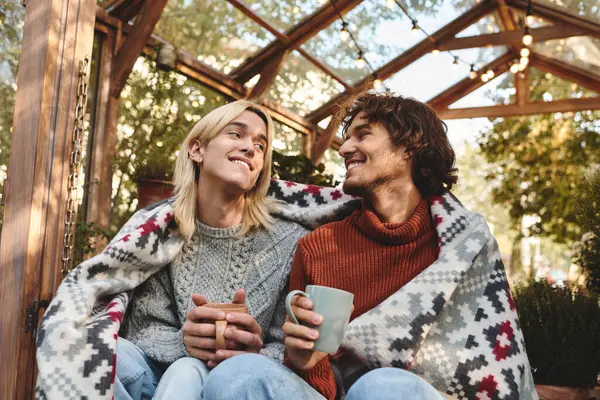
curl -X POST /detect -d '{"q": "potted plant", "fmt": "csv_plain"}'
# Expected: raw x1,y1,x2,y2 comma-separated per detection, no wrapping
513,280,600,399
132,151,175,210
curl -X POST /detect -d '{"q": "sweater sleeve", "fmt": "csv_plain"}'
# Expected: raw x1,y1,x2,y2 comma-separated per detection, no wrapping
284,243,338,400
120,267,188,364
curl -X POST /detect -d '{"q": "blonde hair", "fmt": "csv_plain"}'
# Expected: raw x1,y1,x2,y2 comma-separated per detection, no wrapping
172,100,276,240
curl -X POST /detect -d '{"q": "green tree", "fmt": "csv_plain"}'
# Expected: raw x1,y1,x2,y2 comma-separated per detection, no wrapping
478,70,600,243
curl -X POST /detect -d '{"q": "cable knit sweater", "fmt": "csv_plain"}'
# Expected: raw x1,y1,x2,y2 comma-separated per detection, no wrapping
120,216,309,365
285,200,438,399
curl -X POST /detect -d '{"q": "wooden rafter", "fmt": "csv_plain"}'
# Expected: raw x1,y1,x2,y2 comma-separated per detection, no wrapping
99,0,126,9
529,52,600,93
515,66,530,105
230,0,363,83
505,0,600,37
438,25,586,51
247,50,289,99
310,116,339,165
110,0,169,97
438,96,600,119
428,51,516,110
497,0,517,31
226,0,352,91
308,0,497,124
110,0,145,21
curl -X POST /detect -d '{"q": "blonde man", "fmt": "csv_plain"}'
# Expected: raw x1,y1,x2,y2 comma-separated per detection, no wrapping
115,101,309,400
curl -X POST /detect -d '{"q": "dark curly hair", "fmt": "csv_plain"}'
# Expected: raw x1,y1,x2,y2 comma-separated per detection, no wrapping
340,92,458,196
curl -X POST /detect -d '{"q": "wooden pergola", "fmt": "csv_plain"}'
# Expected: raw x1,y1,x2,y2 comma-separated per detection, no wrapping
1,0,599,398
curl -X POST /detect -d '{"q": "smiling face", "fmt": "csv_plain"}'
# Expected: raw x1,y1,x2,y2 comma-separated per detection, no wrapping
339,112,413,198
190,110,268,196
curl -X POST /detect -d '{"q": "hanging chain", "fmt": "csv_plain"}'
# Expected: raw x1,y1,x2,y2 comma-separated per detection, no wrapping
62,57,90,277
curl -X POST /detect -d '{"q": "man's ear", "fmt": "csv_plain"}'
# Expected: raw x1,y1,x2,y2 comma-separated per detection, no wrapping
189,140,204,164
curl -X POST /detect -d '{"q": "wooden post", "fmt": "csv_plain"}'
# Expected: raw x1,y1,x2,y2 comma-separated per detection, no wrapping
85,29,120,252
0,0,95,398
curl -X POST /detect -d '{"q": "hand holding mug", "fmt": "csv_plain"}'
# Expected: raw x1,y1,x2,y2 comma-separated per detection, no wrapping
283,294,328,370
284,286,353,371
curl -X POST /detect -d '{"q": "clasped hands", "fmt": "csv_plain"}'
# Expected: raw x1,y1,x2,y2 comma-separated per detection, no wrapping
182,288,262,368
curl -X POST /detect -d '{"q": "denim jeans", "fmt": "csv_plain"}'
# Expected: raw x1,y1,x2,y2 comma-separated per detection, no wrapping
203,353,444,400
115,337,210,400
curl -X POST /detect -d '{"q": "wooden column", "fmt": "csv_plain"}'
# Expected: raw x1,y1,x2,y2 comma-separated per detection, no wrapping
0,0,95,398
85,29,119,252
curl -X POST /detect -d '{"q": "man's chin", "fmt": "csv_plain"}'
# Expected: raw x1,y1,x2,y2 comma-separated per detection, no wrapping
342,179,367,197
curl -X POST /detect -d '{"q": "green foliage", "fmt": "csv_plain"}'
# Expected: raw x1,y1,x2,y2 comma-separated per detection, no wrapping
572,167,600,293
478,70,600,243
513,280,600,387
271,151,339,187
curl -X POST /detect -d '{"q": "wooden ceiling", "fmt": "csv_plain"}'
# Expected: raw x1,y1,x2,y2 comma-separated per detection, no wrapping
95,0,600,162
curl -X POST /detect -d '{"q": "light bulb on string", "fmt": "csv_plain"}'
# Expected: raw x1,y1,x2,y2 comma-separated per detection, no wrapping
373,78,383,89
520,56,529,67
520,47,530,57
411,20,419,35
481,74,489,82
522,27,533,46
510,62,520,74
469,64,477,80
486,69,495,79
356,51,366,69
340,22,349,42
386,0,395,8
526,13,535,26
432,46,440,56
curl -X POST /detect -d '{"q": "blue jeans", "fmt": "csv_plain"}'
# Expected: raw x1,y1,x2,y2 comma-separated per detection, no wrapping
203,353,443,400
115,337,210,400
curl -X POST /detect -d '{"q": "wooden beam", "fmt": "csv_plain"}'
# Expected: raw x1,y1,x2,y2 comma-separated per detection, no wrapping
0,0,95,398
247,50,289,99
110,0,169,97
529,52,600,94
505,0,600,38
110,0,145,21
99,0,125,9
308,0,497,123
310,116,339,165
515,66,530,105
85,27,120,253
428,51,515,110
438,97,600,119
438,24,586,51
231,0,364,83
226,0,289,44
497,0,517,31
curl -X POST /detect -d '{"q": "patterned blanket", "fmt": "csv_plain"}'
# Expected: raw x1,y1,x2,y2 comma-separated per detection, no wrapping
36,180,536,399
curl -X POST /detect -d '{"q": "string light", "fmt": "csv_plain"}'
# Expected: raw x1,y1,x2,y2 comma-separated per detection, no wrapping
432,45,440,56
481,74,490,82
469,64,477,79
510,62,520,74
411,20,419,35
486,69,495,79
520,47,530,57
356,51,366,69
526,0,534,26
520,56,530,67
373,77,383,89
340,22,349,42
386,0,395,8
522,27,533,46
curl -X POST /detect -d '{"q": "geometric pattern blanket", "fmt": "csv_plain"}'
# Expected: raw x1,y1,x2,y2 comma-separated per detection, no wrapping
35,179,537,399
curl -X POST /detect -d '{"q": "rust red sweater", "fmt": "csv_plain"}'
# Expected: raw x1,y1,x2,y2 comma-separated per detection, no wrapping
285,200,438,399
